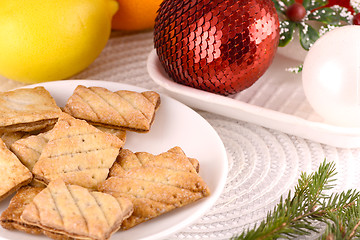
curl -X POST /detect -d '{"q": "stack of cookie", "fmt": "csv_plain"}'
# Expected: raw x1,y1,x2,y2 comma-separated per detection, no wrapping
0,85,210,240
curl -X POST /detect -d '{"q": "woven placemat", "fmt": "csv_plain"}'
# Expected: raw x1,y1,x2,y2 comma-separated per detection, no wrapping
1,30,360,239
175,113,360,239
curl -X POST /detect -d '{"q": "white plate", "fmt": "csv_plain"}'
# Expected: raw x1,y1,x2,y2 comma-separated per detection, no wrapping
147,49,360,148
0,80,228,240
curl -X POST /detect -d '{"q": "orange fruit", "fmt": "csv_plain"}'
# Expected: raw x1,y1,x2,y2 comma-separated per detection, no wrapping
111,0,162,31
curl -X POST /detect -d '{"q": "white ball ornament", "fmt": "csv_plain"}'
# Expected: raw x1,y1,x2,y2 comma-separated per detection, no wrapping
302,25,360,127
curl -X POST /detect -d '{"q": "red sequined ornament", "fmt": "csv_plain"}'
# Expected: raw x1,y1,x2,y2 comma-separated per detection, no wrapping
154,0,280,95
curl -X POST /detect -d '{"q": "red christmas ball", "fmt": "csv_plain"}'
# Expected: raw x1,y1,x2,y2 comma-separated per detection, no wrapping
154,0,280,95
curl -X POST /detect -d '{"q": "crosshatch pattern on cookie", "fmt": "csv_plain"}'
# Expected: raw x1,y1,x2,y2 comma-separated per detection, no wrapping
99,147,210,230
11,125,125,173
63,85,161,132
32,113,124,189
20,179,133,240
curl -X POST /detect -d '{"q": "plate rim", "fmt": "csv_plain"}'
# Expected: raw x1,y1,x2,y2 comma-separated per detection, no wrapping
0,79,228,240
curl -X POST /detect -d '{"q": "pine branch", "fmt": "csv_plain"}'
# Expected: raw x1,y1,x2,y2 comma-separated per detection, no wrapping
320,193,360,239
232,160,360,240
349,219,360,239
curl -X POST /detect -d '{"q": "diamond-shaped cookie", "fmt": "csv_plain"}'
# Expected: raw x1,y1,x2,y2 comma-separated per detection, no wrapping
99,147,210,230
63,85,160,132
32,113,124,189
21,179,133,240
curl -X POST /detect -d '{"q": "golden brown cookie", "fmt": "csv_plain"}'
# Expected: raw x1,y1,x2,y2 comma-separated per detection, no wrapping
21,179,133,240
0,87,61,133
188,157,200,173
0,131,30,149
32,113,124,189
10,131,51,171
100,146,210,230
1,186,73,239
94,126,127,143
0,186,44,234
63,85,160,132
11,125,125,173
0,138,33,202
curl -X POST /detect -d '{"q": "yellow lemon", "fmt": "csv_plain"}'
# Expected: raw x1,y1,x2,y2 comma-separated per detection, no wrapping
111,0,162,31
0,0,118,84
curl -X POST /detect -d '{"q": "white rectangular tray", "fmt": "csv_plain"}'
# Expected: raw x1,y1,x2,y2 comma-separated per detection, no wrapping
147,49,360,148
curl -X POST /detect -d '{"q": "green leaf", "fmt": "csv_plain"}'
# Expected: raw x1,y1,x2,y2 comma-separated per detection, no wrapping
308,8,339,24
281,0,295,7
330,5,354,24
298,23,319,50
278,20,295,47
302,0,328,11
308,7,352,25
272,0,287,13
